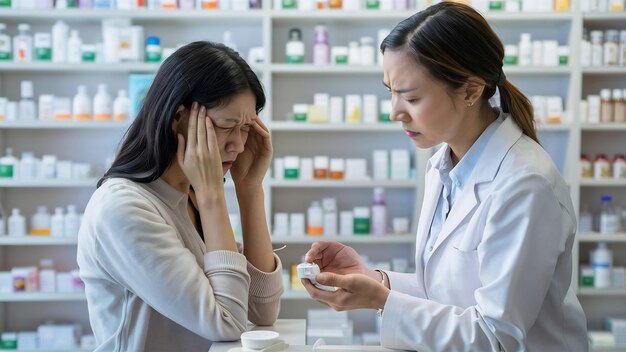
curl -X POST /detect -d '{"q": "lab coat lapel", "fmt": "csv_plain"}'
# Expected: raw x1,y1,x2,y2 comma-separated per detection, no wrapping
414,149,445,296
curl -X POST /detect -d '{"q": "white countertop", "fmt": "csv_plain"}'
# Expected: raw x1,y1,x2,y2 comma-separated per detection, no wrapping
209,319,307,352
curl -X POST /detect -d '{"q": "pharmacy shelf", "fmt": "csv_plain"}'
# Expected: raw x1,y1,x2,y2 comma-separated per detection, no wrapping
269,64,572,75
580,179,626,187
270,122,399,131
581,123,626,131
0,236,78,246
0,8,264,21
270,10,573,22
0,179,97,188
271,234,414,244
589,347,626,352
583,12,626,22
0,120,131,129
578,288,626,296
281,291,312,300
0,292,86,302
0,61,161,73
583,67,626,75
269,179,416,188
0,350,93,352
578,234,626,242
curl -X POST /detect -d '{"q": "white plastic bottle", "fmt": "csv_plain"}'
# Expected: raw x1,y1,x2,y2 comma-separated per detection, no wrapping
19,80,36,120
13,24,33,63
285,28,305,64
348,41,360,65
72,85,92,121
50,207,65,237
64,204,79,237
599,195,620,235
591,30,604,67
52,20,69,63
39,259,56,293
19,151,38,179
371,187,387,236
113,90,130,120
359,36,375,66
0,23,12,61
0,148,19,179
66,30,82,63
322,198,337,236
222,31,238,53
307,201,323,235
581,29,592,67
93,84,112,120
31,206,51,236
593,242,613,288
8,208,27,236
518,33,532,67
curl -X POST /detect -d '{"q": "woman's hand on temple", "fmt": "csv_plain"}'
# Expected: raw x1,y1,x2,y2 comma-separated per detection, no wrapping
230,117,272,191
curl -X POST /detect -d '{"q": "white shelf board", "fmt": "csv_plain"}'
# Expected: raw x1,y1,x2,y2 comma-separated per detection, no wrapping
0,8,264,21
578,233,626,242
281,291,312,300
580,179,626,187
269,179,416,188
270,64,382,74
0,120,131,129
503,66,572,75
0,179,98,188
0,350,93,352
0,61,161,73
589,347,626,352
271,234,414,244
583,12,626,21
0,292,86,302
581,123,626,131
583,67,626,75
270,122,399,132
536,123,571,131
0,236,78,245
578,288,626,296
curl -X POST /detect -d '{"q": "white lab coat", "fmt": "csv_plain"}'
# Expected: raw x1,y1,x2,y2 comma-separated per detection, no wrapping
380,116,588,352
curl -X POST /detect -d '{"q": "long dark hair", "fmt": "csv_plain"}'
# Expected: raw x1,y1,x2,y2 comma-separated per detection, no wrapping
99,41,265,187
381,2,538,144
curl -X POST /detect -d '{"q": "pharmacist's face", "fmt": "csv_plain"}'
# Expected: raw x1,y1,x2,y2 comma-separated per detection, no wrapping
383,50,466,149
176,90,255,175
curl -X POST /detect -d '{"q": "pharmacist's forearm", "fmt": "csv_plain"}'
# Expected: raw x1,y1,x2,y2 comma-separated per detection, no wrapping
238,189,276,272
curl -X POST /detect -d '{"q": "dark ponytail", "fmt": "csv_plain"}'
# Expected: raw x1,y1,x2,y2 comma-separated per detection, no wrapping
381,2,539,144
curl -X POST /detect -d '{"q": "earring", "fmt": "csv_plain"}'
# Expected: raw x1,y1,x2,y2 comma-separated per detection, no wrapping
466,101,474,107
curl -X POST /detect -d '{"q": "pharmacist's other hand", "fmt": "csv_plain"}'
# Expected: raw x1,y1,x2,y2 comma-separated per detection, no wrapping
176,102,225,201
305,241,367,276
302,273,390,311
231,117,272,191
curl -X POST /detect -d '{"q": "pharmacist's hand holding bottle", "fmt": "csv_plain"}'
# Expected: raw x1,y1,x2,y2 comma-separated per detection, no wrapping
176,102,225,202
302,271,390,312
230,117,272,192
305,241,383,282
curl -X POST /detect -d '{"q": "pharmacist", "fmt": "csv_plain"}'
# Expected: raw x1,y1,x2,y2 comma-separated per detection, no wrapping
302,3,588,351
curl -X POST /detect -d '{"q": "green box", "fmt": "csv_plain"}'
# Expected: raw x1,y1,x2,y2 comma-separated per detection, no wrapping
0,164,14,178
354,218,370,235
284,168,299,179
503,55,518,66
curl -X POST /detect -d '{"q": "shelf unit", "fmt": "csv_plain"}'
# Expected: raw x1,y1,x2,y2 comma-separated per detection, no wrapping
0,293,86,302
0,0,623,342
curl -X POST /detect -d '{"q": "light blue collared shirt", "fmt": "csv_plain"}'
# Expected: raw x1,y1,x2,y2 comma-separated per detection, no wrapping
423,112,504,266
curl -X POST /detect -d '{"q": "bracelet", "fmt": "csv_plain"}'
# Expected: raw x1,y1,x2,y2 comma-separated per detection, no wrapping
374,269,386,317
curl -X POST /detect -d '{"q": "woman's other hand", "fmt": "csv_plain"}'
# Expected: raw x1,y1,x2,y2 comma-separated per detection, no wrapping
230,117,272,191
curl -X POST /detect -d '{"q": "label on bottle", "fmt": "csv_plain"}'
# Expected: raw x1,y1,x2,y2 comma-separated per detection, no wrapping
559,55,568,66
35,47,52,61
488,0,504,10
146,50,162,62
365,0,379,9
600,214,619,235
334,55,348,64
503,55,518,65
82,51,96,62
0,36,10,60
293,112,307,121
284,168,299,179
379,113,391,122
281,0,296,9
286,54,304,64
0,164,13,178
353,217,370,235
0,0,11,6
202,0,218,9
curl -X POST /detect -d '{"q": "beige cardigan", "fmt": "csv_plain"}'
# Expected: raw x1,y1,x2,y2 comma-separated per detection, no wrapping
77,178,283,352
